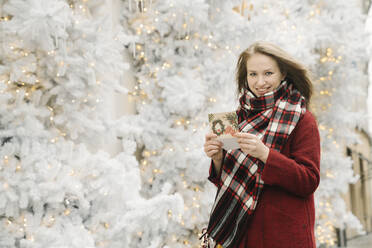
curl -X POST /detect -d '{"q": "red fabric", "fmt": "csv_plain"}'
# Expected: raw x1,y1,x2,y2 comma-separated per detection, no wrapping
208,111,320,248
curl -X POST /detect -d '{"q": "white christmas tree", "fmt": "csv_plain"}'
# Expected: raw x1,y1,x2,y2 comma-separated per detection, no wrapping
0,0,182,247
0,0,367,247
123,0,368,246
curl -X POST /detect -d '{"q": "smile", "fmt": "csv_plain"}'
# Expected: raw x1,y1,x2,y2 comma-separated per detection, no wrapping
256,87,271,94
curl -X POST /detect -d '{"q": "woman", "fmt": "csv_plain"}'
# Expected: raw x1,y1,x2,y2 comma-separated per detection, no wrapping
203,41,320,248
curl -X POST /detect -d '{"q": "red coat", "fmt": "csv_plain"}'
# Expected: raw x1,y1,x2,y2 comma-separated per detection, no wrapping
208,111,321,248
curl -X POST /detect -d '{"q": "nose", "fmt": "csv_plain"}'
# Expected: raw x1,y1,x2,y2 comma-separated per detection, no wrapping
257,75,265,86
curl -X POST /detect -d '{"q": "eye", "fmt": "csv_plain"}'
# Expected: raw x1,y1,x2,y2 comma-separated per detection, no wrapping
265,72,273,76
248,72,256,77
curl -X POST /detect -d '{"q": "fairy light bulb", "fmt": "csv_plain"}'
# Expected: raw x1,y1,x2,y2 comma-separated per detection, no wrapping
143,150,151,157
27,234,34,241
4,155,9,164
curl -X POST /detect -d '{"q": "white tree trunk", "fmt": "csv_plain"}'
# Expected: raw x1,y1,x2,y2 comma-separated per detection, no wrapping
88,0,136,157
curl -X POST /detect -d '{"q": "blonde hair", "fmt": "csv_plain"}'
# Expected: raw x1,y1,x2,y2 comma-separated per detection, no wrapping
236,41,313,106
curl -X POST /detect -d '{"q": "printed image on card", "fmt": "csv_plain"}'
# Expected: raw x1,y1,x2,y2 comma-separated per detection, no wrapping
208,112,240,150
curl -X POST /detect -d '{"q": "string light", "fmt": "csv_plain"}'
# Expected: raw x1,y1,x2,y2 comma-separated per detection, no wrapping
326,171,334,178
209,97,217,102
0,16,12,22
27,234,34,241
320,48,342,64
16,164,21,172
4,155,9,164
143,150,151,157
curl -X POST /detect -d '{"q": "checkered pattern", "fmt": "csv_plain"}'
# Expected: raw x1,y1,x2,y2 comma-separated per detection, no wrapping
206,81,306,247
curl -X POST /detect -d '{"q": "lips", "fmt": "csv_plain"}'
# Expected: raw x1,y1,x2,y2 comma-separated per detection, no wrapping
256,87,271,95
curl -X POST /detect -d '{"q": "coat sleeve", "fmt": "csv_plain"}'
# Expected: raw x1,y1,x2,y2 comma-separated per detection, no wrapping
207,149,227,188
261,112,321,197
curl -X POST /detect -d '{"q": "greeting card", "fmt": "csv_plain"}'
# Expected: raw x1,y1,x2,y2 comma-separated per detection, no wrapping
208,111,240,150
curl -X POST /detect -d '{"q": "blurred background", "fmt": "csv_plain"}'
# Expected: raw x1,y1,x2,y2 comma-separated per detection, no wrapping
1,0,372,247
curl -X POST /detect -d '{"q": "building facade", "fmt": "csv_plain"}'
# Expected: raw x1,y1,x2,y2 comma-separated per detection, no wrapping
343,129,372,243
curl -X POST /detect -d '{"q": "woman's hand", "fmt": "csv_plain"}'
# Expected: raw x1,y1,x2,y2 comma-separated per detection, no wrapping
204,133,223,165
234,132,270,163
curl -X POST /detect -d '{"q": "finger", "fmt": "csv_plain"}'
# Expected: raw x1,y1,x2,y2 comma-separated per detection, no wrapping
207,148,219,155
239,143,255,149
205,144,222,153
206,149,220,157
233,132,245,137
236,136,258,146
234,132,257,139
206,133,218,141
206,139,223,147
236,138,248,144
240,144,256,152
237,138,257,145
204,142,221,149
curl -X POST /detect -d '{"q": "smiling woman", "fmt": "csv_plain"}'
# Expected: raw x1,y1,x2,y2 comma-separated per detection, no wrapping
203,41,320,248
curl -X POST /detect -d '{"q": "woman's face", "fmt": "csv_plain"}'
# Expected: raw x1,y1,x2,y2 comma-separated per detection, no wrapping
246,53,285,97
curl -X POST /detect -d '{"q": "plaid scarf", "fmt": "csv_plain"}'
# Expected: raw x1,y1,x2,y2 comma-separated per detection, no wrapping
205,81,306,247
